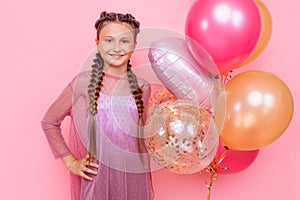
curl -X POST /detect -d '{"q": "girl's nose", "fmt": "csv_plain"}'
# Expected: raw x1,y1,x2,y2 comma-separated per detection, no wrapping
113,42,121,52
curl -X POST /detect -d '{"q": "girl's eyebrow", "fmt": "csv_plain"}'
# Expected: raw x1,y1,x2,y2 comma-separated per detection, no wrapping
120,36,131,39
120,35,131,38
102,35,132,38
101,35,133,41
116,37,132,40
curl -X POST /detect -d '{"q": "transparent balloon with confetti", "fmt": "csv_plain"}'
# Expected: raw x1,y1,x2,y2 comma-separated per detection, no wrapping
144,99,219,174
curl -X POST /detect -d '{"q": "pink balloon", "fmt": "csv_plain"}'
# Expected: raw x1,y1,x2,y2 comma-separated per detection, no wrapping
185,0,261,74
148,37,222,109
215,139,259,174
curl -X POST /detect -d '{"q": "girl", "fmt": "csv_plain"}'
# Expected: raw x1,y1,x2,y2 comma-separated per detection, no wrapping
41,11,154,200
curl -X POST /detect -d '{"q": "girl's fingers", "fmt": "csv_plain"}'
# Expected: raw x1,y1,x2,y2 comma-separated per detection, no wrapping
76,154,99,180
84,155,99,168
79,171,93,181
87,161,99,168
81,158,98,175
85,154,97,166
83,166,98,175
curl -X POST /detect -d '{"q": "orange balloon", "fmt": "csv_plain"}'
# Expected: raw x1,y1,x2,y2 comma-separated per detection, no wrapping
239,0,273,67
218,70,294,150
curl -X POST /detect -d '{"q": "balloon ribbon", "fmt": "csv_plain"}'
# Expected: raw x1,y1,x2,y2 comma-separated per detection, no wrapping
222,71,233,85
205,146,229,200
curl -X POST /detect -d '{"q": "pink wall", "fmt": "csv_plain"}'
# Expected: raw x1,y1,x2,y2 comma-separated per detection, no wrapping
1,0,299,199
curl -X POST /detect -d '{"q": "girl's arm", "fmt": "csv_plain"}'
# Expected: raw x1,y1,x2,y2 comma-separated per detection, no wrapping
41,72,98,180
41,79,74,159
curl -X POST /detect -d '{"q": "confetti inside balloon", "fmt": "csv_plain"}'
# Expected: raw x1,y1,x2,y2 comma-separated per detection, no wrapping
144,100,219,174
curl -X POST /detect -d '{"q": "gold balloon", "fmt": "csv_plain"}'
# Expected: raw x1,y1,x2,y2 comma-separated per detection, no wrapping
239,0,273,67
218,70,294,150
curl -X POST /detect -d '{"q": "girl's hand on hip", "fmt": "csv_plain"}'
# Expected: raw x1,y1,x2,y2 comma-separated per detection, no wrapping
62,154,99,181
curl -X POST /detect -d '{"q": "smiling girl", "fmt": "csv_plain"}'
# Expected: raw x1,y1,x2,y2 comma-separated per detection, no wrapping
41,11,154,200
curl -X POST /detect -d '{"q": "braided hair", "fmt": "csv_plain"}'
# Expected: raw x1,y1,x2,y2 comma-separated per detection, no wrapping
87,52,105,158
88,11,144,161
126,60,145,155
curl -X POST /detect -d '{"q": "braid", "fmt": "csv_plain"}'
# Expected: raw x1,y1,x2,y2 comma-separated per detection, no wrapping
88,52,105,115
126,60,147,168
87,52,105,160
126,60,144,120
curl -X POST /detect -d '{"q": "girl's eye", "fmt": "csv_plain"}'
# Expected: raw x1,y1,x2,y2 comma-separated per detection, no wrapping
105,39,112,43
122,39,130,43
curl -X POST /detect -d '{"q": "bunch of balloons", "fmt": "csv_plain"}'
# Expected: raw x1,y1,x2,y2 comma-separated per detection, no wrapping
145,0,294,182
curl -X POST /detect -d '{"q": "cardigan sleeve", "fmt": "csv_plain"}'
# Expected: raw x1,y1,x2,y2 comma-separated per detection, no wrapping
41,77,76,159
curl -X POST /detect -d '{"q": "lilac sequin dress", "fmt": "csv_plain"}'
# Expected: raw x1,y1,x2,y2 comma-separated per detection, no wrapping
41,71,152,200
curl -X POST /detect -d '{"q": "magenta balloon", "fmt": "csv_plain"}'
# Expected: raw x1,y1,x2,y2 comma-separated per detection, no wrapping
185,0,261,74
148,37,221,109
215,139,259,174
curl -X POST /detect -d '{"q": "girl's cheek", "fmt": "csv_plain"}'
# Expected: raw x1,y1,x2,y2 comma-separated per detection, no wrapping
121,44,135,52
98,44,112,51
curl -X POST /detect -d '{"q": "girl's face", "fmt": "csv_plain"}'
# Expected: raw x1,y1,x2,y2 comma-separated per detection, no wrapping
96,22,136,68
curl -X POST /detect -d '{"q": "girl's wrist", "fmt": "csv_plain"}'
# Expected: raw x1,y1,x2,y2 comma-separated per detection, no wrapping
62,154,76,169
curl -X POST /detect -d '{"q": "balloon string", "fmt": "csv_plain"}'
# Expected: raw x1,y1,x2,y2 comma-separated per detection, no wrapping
205,166,217,200
205,146,229,200
216,146,229,166
222,71,233,85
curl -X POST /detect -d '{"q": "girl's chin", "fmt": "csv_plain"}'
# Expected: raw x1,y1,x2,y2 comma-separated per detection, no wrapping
107,59,128,67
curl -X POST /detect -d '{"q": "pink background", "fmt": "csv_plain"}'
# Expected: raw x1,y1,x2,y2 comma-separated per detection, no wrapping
1,0,299,199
